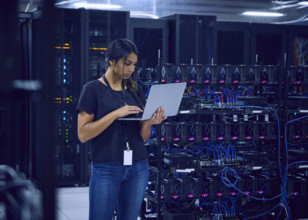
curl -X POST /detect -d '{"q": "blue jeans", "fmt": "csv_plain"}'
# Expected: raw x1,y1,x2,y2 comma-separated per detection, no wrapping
89,159,149,220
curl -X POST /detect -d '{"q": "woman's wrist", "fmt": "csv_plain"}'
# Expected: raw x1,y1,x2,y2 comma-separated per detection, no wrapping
142,120,153,127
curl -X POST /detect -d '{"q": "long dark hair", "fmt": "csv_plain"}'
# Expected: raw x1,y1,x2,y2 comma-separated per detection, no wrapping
105,38,144,109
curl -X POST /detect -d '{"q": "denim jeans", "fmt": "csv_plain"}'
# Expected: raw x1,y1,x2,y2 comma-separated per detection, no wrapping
89,159,149,220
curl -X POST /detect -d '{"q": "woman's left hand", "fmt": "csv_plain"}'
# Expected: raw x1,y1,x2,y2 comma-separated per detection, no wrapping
150,107,167,125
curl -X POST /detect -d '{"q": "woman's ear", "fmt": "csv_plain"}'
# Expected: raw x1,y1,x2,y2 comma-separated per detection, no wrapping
109,60,115,66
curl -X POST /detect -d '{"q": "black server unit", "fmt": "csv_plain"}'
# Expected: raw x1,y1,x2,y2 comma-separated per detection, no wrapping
130,18,169,69
32,8,86,185
85,10,129,82
31,9,129,186
53,8,86,185
214,22,250,65
250,23,287,65
164,14,215,64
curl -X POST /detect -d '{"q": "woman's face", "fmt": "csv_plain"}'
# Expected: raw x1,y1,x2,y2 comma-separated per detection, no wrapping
111,52,138,80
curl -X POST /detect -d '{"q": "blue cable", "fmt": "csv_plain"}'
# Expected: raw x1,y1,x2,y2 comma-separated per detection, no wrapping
217,161,283,201
243,203,282,220
282,114,308,220
221,105,283,185
219,87,229,103
220,167,239,187
288,160,308,167
276,205,284,220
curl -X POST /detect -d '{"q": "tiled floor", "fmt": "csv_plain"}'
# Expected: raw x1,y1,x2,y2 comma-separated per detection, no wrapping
56,187,142,220
56,187,89,220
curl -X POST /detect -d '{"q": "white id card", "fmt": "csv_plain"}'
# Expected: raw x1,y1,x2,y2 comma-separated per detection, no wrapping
123,150,133,165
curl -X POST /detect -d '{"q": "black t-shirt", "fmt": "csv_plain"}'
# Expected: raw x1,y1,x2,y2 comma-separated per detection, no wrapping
77,79,147,163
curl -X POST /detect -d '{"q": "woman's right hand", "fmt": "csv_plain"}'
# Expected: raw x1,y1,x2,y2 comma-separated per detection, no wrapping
115,105,143,118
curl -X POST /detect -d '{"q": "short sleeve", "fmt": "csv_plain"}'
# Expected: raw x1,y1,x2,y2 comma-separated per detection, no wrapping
77,82,97,115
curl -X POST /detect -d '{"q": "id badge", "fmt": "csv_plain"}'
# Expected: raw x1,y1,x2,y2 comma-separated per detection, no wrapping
123,150,133,165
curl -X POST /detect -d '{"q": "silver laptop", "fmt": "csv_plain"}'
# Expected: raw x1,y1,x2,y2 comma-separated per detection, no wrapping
118,82,186,121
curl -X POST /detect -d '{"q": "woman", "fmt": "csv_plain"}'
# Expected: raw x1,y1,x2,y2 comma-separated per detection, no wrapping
77,38,166,220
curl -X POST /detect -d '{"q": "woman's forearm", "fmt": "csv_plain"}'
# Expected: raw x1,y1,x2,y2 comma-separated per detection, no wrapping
78,111,119,143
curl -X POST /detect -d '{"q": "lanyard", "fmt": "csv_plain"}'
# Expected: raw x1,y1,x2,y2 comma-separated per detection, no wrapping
102,74,127,106
102,74,130,150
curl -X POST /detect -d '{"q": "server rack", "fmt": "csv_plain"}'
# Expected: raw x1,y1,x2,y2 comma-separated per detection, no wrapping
213,22,250,65
51,8,129,186
130,18,169,67
250,23,288,66
139,18,308,220
142,64,283,220
163,14,216,65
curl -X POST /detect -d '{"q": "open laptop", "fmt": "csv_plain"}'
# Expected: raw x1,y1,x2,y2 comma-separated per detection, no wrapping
118,82,186,121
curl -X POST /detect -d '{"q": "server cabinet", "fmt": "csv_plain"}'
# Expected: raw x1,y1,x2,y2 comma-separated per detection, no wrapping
33,8,86,186
130,18,169,68
214,22,250,65
85,10,129,82
54,9,129,185
31,8,129,186
164,14,216,64
250,23,287,65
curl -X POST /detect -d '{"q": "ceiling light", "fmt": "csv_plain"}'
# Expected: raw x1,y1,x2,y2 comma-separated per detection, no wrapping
298,1,308,5
130,12,159,19
271,0,298,4
271,14,308,24
55,0,78,6
73,2,122,10
242,11,285,17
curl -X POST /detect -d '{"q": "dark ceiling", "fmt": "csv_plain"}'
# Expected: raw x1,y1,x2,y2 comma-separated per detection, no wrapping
18,0,308,25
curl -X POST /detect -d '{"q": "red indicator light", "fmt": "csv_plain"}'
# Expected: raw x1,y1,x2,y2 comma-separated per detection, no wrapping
257,190,264,194
216,192,223,197
229,192,237,196
187,194,194,198
201,193,208,197
172,194,179,199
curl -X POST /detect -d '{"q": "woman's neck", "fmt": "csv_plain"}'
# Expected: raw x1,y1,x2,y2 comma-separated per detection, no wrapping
104,69,123,90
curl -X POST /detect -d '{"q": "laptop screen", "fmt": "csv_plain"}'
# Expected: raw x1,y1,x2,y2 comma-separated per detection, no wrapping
118,82,186,121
